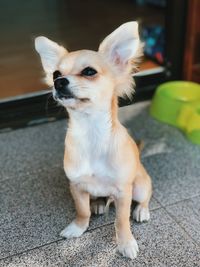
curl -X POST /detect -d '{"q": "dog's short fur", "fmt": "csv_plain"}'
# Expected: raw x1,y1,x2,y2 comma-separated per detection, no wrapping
35,22,152,259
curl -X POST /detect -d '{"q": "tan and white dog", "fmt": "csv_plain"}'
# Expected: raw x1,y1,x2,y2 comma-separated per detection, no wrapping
35,22,152,259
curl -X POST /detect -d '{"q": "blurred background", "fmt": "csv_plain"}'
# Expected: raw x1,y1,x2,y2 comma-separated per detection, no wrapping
0,0,199,128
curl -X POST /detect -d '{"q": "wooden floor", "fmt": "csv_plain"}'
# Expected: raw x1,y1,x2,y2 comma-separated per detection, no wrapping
0,0,164,100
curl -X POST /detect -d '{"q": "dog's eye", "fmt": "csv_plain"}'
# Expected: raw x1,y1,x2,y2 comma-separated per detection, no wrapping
53,70,62,80
81,67,97,76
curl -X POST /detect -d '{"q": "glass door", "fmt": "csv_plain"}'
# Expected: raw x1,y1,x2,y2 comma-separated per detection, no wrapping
0,0,166,101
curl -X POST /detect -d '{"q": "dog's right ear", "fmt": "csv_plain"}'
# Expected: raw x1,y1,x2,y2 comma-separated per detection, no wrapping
98,22,141,69
35,36,67,74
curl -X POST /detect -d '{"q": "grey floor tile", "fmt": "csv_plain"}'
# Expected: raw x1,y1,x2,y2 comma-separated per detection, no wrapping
166,196,200,246
1,101,200,265
0,209,199,267
142,152,200,206
0,119,66,180
119,103,200,206
149,197,161,210
0,164,159,259
0,166,71,259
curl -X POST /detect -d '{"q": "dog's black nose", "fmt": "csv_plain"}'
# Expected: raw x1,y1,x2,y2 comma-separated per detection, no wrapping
54,78,74,99
54,77,69,89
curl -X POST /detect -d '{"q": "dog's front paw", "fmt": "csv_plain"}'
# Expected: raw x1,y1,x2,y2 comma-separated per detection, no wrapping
117,238,139,259
133,205,150,223
60,221,88,238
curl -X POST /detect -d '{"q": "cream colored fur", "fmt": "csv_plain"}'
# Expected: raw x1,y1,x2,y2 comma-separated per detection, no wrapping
35,21,152,260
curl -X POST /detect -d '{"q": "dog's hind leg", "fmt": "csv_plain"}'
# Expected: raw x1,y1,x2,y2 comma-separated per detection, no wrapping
90,197,107,215
132,163,152,223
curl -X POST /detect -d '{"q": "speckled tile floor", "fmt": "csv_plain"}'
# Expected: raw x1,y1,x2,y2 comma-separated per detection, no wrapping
0,101,200,267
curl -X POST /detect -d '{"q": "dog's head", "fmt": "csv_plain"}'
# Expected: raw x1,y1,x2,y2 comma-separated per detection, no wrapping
35,22,142,112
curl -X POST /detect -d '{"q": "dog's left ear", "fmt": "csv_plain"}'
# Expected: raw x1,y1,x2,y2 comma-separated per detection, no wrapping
99,22,142,69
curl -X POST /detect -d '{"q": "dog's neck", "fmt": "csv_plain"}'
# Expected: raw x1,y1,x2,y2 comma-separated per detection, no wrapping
67,96,119,138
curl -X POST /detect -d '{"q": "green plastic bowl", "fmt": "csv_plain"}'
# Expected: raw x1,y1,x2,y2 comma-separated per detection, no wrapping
150,81,200,144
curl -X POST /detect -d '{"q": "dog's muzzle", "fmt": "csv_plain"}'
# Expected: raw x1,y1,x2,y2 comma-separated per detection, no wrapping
54,77,75,99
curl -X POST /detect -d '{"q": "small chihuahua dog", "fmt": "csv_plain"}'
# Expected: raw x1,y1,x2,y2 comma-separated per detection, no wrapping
35,22,152,259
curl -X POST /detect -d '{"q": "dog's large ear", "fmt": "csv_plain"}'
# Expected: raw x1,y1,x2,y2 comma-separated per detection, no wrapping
35,36,67,84
99,22,141,67
98,22,142,98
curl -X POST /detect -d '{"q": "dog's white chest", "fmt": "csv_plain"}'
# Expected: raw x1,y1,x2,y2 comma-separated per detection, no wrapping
65,140,118,196
64,116,121,197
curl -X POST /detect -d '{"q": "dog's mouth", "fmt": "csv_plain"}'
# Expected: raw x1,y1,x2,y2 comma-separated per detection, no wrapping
54,92,89,103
